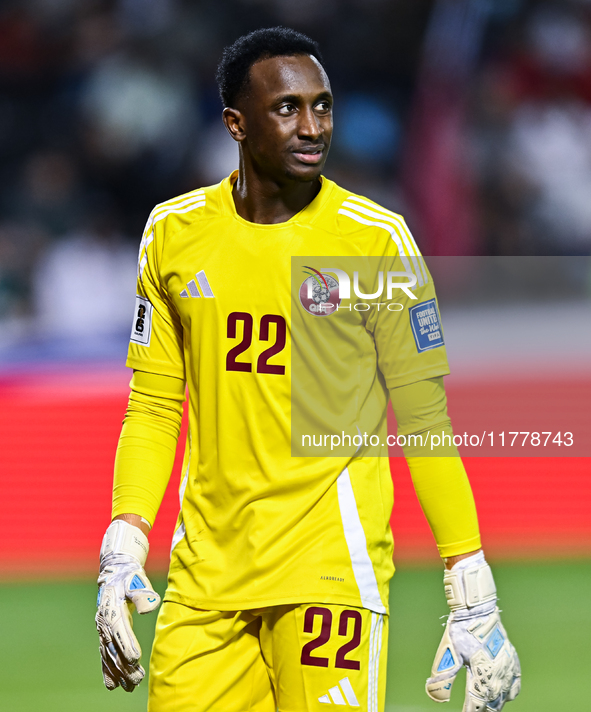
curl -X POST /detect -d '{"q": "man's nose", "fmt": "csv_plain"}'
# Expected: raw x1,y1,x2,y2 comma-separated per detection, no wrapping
298,106,322,140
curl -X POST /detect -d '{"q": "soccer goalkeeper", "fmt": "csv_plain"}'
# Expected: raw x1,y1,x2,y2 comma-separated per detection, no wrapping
95,27,520,712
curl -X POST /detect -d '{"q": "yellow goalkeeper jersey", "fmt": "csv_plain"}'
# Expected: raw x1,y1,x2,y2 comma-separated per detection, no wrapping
127,171,450,614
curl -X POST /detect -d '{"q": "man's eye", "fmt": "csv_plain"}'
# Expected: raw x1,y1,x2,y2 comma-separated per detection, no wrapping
316,102,332,112
278,104,296,114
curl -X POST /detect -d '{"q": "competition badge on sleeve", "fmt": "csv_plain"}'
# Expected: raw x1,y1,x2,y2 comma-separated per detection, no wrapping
409,298,444,352
130,295,153,346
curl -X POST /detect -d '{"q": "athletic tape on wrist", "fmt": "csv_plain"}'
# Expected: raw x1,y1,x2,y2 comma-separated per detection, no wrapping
443,561,496,611
100,520,149,566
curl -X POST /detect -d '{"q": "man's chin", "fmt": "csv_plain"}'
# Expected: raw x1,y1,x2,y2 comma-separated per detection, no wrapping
282,163,325,182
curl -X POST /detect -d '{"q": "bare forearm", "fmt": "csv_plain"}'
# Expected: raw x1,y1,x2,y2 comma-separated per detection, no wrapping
443,548,482,570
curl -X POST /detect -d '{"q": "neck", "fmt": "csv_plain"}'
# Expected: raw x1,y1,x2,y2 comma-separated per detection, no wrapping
232,153,321,224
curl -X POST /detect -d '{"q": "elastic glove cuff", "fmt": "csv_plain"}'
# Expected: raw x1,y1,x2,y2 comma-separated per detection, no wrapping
100,520,149,567
444,552,497,612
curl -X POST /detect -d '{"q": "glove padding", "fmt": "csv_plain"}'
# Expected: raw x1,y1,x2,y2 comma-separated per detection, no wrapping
96,521,161,692
426,605,521,711
426,553,520,712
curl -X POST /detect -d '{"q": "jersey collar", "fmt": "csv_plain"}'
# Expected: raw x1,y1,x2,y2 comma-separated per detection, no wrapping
220,170,334,227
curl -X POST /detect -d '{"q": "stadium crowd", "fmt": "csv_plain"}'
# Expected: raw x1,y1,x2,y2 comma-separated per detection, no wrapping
0,0,589,338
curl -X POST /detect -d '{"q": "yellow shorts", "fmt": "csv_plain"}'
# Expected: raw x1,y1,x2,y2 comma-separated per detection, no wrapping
148,600,388,712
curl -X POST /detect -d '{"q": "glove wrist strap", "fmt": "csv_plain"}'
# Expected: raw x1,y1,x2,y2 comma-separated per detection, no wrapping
100,520,149,567
444,559,496,611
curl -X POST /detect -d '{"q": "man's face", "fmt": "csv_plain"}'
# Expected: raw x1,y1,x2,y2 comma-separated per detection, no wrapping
237,54,333,182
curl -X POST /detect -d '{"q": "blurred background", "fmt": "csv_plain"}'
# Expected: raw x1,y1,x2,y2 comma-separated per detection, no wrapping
0,1,589,711
2,0,591,335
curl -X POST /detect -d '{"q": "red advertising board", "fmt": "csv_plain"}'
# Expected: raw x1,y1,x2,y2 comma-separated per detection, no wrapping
0,366,589,577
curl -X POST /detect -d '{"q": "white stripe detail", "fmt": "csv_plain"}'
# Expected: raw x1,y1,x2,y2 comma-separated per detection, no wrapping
336,468,386,614
138,197,206,279
137,227,150,263
368,613,384,712
152,191,205,217
368,614,377,712
152,200,206,227
339,677,359,706
342,199,428,285
138,229,155,279
345,196,425,257
170,430,191,554
139,253,148,279
344,196,424,256
376,615,384,711
345,196,400,220
338,209,417,286
342,201,415,259
328,685,346,705
170,521,186,555
318,695,331,704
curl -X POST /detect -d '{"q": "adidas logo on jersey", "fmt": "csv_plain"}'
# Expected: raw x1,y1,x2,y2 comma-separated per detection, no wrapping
180,270,215,298
318,676,359,706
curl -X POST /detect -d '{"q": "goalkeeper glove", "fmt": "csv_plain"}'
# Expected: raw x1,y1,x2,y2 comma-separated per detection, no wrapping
96,519,161,692
426,552,521,712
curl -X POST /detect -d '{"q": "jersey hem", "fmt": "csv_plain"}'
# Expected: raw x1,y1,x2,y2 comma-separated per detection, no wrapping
163,589,389,615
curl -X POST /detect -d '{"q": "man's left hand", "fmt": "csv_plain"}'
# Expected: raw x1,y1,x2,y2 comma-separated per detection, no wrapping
426,553,521,711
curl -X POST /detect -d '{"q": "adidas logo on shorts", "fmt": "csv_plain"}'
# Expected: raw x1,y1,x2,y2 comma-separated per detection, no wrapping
318,676,359,706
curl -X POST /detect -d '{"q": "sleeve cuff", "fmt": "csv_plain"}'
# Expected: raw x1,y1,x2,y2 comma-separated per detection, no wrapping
437,535,482,559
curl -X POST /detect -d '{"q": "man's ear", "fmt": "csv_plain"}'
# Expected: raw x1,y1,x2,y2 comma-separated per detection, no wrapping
223,108,246,142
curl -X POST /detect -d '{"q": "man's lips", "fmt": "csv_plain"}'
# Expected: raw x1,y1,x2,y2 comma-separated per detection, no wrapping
292,147,324,164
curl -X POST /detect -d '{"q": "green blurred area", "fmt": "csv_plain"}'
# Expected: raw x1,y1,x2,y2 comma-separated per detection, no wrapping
0,561,588,711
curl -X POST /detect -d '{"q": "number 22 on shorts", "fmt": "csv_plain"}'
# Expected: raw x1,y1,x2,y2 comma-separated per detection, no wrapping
300,606,362,670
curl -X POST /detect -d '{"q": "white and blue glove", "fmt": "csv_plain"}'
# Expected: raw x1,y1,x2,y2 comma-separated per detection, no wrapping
96,520,161,692
426,552,521,712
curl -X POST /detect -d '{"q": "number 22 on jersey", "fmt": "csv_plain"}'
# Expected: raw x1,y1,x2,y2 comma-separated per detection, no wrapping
226,311,286,375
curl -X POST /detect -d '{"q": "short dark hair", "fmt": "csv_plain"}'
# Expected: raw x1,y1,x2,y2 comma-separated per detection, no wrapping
216,26,324,108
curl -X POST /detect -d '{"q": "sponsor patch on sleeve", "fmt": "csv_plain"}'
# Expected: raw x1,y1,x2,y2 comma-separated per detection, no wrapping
130,295,153,346
409,298,444,352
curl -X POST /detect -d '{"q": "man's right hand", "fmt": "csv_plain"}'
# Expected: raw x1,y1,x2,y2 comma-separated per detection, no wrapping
96,520,161,692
